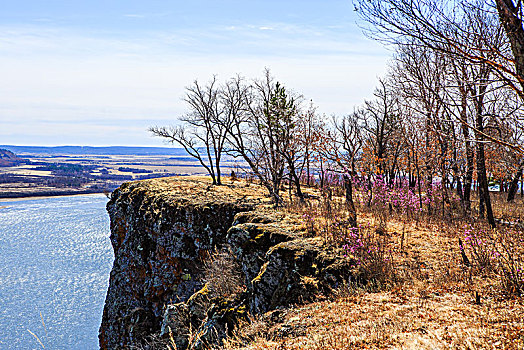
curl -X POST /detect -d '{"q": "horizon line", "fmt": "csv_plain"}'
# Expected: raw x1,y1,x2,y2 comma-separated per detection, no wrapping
0,144,182,148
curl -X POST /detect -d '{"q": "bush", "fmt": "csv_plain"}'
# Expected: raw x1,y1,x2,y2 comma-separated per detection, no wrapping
460,224,524,296
494,228,524,296
342,223,396,287
203,249,244,298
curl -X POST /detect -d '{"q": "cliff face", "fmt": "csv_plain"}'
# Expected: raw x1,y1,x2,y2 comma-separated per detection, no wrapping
99,177,353,349
99,178,259,349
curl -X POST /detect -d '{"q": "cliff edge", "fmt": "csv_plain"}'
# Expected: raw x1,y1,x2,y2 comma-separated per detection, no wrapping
99,177,352,349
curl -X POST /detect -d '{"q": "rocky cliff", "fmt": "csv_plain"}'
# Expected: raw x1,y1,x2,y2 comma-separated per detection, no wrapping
99,177,353,349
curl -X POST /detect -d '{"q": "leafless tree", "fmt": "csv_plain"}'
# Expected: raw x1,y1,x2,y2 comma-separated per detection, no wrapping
354,0,524,226
150,77,229,185
325,113,364,226
296,101,321,187
358,78,403,183
219,70,305,206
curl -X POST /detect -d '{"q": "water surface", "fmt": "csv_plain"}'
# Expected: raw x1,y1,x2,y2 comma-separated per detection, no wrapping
0,194,113,350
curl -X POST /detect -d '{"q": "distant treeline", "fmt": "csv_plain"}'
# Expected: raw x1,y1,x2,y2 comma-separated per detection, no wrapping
0,145,191,156
34,163,95,174
118,167,153,174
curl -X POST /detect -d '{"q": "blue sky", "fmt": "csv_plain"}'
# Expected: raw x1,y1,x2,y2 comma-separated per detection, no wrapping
0,0,389,146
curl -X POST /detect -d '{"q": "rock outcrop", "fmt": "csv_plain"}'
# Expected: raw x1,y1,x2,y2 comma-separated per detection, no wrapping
99,177,354,349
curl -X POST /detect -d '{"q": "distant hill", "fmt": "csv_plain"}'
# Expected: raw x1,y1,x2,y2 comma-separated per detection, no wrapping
0,149,25,166
0,146,190,156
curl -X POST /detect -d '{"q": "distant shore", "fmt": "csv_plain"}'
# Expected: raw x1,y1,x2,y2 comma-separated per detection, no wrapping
0,190,109,202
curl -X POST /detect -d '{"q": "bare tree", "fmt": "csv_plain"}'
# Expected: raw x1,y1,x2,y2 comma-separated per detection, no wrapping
219,71,305,206
359,78,403,182
318,113,364,226
390,45,452,213
354,0,524,226
297,101,321,187
150,77,229,185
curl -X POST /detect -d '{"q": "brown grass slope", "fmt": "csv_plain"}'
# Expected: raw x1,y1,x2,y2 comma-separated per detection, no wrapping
218,191,524,350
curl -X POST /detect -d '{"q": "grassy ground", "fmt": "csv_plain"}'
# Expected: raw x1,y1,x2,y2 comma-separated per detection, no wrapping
218,188,524,350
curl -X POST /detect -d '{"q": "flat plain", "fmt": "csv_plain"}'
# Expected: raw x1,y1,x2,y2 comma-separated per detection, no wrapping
0,147,242,198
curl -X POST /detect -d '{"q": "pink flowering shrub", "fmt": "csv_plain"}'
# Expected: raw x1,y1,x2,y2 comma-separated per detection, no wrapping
369,176,390,228
461,224,524,296
342,223,396,286
299,198,396,287
495,228,524,296
354,176,461,226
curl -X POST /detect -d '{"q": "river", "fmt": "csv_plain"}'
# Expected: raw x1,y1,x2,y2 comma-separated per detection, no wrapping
0,194,113,350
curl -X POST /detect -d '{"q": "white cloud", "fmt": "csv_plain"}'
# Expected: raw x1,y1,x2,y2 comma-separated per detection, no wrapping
0,23,389,146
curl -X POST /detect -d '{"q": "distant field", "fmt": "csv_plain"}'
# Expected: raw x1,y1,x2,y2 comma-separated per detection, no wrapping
0,147,245,198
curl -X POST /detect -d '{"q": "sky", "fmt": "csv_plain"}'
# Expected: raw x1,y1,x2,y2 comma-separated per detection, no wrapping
0,0,390,147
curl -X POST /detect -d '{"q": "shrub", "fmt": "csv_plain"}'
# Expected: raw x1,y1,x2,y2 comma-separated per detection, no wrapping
342,223,396,287
203,249,244,298
462,224,495,271
494,228,524,296
460,224,524,296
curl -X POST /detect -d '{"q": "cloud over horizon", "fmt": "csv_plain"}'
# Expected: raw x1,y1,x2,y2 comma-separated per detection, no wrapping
0,1,389,146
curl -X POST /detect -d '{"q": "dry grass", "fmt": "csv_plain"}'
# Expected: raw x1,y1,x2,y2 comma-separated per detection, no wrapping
203,249,244,298
217,190,524,350
490,192,524,223
223,289,524,349
132,176,272,207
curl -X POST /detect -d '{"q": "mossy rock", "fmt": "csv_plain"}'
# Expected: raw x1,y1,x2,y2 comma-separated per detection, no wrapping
188,296,248,350
232,211,278,225
227,222,295,285
249,238,355,313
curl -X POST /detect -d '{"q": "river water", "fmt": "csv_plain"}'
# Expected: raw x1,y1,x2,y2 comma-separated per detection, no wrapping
0,194,113,350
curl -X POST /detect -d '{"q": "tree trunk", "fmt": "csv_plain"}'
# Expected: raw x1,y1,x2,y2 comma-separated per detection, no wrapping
475,114,496,228
343,174,357,227
478,167,485,219
367,174,373,208
520,174,524,198
319,159,325,189
521,172,523,197
461,123,474,215
508,159,524,201
288,159,305,204
496,0,524,94
306,150,311,187
416,163,423,210
216,160,222,185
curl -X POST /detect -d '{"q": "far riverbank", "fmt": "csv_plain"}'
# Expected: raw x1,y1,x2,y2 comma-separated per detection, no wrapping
0,188,109,200
0,192,108,204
